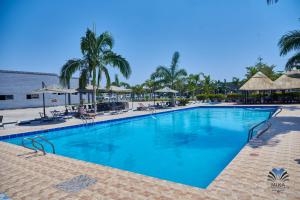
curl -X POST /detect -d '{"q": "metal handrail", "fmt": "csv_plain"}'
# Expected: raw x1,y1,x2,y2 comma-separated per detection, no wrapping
80,115,95,125
256,121,272,139
22,137,46,155
35,135,55,154
80,115,88,125
272,107,282,117
22,138,37,153
247,107,280,142
247,120,266,142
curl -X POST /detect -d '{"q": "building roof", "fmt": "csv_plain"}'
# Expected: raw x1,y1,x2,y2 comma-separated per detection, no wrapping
274,74,300,90
239,72,275,91
0,69,79,79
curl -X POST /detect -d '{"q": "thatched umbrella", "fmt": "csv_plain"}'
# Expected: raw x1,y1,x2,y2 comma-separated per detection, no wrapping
274,74,300,90
32,82,77,117
239,72,275,91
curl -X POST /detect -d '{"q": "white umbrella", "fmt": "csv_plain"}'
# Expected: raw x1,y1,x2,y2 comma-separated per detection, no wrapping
80,85,132,93
155,87,178,93
155,87,178,106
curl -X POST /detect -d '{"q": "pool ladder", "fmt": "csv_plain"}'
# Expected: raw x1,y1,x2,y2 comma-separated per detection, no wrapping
22,135,55,155
80,115,95,125
247,107,282,142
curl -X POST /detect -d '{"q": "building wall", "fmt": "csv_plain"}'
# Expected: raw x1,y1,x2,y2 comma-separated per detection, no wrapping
0,70,88,109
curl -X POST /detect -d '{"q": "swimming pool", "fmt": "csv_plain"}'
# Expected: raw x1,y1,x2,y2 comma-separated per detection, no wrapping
2,106,276,188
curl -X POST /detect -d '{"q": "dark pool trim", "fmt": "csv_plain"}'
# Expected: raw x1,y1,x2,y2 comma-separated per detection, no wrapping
0,105,279,141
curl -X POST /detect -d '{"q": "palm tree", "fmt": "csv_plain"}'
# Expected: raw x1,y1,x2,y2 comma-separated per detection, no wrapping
186,73,202,99
112,74,131,88
245,66,259,79
201,75,215,94
60,28,131,113
278,30,300,70
151,51,187,89
131,84,145,100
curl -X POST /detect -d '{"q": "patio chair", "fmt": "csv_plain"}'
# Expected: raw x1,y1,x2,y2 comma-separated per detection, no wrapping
87,104,95,112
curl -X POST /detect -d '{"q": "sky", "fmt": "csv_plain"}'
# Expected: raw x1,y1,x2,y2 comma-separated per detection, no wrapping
0,0,299,85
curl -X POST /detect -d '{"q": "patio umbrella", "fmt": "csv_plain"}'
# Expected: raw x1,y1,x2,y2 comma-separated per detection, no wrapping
79,85,132,93
274,74,300,90
239,72,275,91
155,87,178,106
155,87,178,93
32,82,77,117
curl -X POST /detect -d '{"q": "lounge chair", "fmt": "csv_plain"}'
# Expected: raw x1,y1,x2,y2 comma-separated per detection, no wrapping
50,111,65,121
136,103,149,111
0,116,18,128
71,105,77,112
79,107,96,119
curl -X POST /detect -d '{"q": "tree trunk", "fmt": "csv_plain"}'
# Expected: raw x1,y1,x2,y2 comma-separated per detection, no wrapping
93,85,97,113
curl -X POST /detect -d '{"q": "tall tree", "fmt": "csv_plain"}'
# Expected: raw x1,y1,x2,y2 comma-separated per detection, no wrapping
201,75,215,94
60,28,131,113
245,57,281,80
151,51,187,89
186,73,202,99
278,29,300,70
112,74,131,88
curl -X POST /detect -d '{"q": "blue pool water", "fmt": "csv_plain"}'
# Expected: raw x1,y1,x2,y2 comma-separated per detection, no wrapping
3,107,276,188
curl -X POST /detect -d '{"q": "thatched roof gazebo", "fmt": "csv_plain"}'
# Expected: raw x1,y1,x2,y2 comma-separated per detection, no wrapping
239,72,275,91
274,74,300,90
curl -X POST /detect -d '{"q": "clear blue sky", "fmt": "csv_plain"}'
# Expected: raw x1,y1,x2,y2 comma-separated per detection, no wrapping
0,0,299,84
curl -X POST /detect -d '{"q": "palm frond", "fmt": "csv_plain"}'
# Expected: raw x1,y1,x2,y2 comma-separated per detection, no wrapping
103,51,131,78
267,0,278,5
97,31,114,51
59,59,82,86
175,69,187,79
97,67,102,88
120,82,130,88
101,66,111,88
81,29,97,56
79,68,90,89
285,52,300,70
278,30,300,56
170,51,180,73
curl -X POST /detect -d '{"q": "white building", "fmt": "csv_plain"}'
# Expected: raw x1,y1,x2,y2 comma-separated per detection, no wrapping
0,70,89,109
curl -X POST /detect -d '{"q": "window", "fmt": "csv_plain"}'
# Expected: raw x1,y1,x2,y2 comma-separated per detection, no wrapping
0,95,14,100
26,94,39,99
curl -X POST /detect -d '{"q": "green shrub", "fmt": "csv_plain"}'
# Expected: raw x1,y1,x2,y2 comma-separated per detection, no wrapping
226,93,243,101
196,94,208,100
177,98,189,106
208,94,225,101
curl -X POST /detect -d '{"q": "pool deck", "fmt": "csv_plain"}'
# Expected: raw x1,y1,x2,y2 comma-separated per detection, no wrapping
0,104,299,199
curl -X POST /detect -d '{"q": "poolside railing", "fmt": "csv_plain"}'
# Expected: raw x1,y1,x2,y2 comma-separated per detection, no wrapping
247,107,282,142
22,135,55,155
